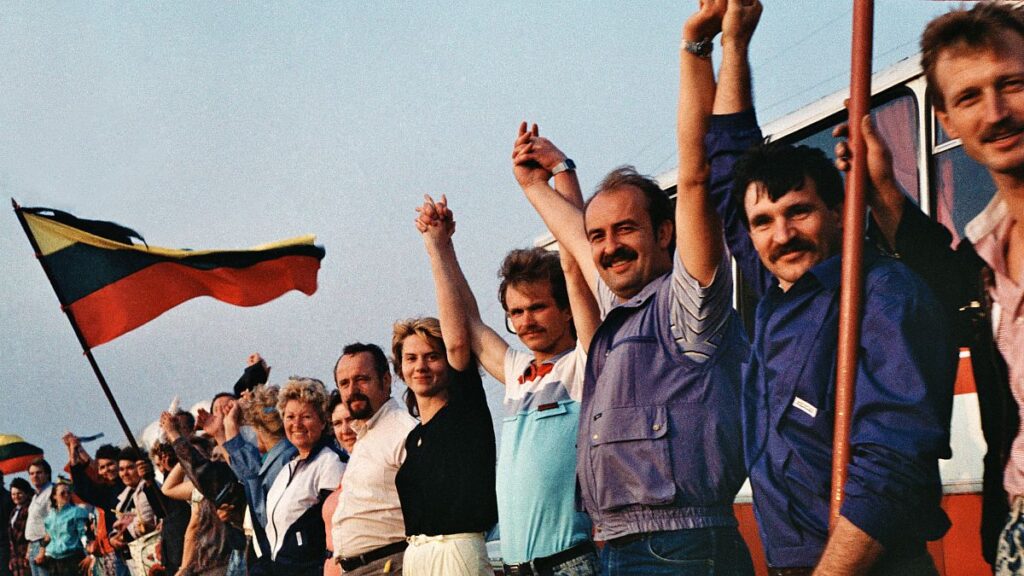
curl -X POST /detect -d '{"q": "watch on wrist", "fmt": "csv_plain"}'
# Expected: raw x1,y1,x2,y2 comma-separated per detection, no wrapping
682,37,714,59
551,158,576,176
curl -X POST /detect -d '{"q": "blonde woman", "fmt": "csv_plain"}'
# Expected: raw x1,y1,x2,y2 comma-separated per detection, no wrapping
263,378,345,576
392,317,497,575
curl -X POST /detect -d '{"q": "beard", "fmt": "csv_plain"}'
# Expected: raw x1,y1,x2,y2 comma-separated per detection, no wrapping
346,392,375,420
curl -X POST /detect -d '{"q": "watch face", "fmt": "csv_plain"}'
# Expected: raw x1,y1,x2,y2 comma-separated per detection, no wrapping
564,159,576,170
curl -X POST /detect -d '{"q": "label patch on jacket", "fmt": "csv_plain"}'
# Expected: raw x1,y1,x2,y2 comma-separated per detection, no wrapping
792,396,818,418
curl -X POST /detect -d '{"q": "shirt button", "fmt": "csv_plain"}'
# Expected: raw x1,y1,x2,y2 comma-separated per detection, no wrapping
592,434,599,440
652,424,661,431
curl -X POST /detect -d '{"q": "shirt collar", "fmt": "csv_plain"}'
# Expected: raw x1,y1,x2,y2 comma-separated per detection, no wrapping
610,271,670,310
354,396,399,436
780,243,882,293
965,194,1008,244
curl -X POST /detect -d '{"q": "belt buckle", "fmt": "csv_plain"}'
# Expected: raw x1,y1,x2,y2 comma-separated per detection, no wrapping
504,562,532,576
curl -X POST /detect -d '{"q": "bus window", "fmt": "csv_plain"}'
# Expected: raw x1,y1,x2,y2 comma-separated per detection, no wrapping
783,92,920,205
931,144,996,245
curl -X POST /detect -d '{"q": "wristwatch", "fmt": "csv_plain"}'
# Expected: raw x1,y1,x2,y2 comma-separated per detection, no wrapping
682,37,714,59
551,158,576,176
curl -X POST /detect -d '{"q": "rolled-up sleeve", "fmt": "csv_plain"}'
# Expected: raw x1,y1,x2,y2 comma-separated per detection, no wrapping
840,268,956,549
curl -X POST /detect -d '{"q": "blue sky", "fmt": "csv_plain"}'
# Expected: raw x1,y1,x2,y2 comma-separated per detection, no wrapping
0,1,953,474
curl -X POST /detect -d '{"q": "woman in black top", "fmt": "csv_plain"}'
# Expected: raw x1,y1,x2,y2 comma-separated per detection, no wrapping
392,316,497,576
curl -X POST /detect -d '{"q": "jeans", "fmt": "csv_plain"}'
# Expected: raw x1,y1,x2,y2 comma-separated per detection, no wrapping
27,542,49,576
600,527,753,576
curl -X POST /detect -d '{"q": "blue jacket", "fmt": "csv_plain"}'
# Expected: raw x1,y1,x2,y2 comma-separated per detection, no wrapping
577,271,749,540
706,109,955,567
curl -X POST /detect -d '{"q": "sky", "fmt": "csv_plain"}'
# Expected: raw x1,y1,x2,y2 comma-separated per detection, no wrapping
0,1,954,479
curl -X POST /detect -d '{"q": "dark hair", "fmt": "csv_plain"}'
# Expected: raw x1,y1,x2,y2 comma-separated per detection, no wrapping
95,444,120,462
336,342,390,382
118,446,144,463
585,166,675,254
156,442,179,468
922,3,1024,112
10,477,32,495
730,142,845,227
210,391,237,408
497,248,570,312
28,458,51,477
49,481,73,509
327,388,343,416
175,410,196,432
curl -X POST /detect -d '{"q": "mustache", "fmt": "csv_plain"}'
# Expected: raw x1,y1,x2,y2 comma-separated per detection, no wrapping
600,246,639,269
980,118,1024,143
769,237,817,263
345,393,370,410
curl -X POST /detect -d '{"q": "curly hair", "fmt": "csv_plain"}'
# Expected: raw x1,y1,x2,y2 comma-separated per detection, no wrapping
921,2,1024,111
241,384,285,440
391,317,447,417
276,377,330,425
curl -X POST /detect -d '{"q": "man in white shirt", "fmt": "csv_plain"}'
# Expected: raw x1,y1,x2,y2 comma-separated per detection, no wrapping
23,458,52,576
331,342,417,575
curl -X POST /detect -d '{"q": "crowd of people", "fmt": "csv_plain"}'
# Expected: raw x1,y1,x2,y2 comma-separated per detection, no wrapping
2,1,1024,574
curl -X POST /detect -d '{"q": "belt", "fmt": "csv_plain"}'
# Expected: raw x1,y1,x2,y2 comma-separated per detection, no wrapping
502,541,596,576
767,568,813,576
604,532,647,548
338,540,408,572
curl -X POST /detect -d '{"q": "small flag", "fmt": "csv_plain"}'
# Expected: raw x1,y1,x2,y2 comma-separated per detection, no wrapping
0,434,44,474
16,205,326,348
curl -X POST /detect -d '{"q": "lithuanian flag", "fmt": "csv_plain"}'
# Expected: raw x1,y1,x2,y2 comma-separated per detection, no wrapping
15,205,326,348
0,434,44,474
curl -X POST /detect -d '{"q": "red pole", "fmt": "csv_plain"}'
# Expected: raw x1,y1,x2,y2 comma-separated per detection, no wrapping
830,0,873,528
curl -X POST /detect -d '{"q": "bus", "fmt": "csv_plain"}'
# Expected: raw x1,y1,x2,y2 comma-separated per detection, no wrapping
537,52,995,575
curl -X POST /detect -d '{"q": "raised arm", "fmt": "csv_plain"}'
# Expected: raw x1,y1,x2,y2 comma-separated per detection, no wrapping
512,123,599,298
677,0,727,285
416,194,509,380
514,127,601,347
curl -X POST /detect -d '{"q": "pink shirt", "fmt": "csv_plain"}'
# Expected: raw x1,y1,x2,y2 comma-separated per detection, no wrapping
967,198,1024,499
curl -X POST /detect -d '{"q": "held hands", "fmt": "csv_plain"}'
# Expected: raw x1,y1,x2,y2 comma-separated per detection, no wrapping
683,0,727,42
722,0,762,49
512,122,568,190
415,194,455,241
160,411,186,441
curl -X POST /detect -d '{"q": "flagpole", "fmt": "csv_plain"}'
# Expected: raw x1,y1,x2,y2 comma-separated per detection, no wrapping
11,198,140,451
830,0,873,528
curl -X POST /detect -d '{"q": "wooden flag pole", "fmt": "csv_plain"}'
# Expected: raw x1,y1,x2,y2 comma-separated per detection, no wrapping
12,198,140,451
830,0,874,528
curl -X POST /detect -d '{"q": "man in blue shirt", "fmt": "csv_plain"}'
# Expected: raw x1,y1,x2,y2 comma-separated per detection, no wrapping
690,3,956,573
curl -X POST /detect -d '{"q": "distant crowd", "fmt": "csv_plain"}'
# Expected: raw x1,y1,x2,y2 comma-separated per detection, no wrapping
3,1,1024,575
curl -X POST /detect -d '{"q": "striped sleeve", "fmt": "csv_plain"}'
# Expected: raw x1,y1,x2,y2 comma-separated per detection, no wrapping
670,251,734,362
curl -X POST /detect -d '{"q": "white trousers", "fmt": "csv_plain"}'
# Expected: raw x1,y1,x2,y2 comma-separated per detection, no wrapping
402,532,491,576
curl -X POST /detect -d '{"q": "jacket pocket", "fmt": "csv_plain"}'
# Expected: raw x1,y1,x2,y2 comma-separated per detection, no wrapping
589,405,674,511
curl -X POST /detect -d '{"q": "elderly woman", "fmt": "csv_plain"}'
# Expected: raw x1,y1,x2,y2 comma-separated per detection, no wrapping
263,378,345,576
40,482,90,576
8,477,32,576
392,317,497,576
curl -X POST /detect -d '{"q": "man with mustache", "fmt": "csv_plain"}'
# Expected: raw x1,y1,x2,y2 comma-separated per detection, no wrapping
697,1,955,574
510,4,757,572
831,4,1024,570
331,342,417,575
412,145,602,572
